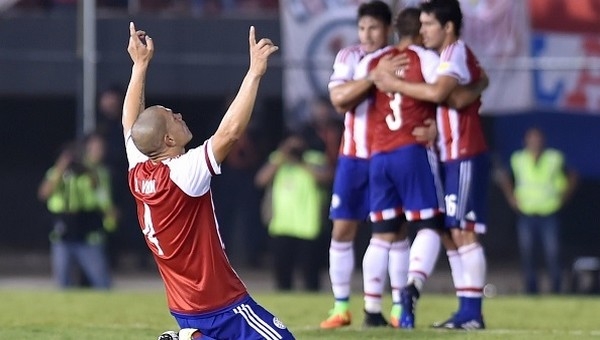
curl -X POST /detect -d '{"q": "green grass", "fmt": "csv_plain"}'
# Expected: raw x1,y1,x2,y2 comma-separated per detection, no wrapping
1,288,599,339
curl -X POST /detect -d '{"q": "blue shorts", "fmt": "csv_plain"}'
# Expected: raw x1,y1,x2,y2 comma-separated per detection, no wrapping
329,156,370,221
172,295,295,340
442,153,490,233
369,145,443,222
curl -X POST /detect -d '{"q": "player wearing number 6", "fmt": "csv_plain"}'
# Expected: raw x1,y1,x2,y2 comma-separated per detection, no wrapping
366,7,486,328
372,0,490,330
122,22,294,340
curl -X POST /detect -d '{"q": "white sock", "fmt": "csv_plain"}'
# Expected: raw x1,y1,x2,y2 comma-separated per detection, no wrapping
363,238,390,313
329,240,354,300
459,243,486,298
447,249,465,297
408,229,441,291
389,238,410,303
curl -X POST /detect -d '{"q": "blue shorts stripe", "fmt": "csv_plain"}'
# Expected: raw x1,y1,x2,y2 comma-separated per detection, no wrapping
172,296,295,339
234,304,282,340
443,153,489,232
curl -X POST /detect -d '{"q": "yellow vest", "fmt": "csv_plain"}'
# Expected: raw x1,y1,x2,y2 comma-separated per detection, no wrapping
510,149,567,216
45,164,115,231
268,150,326,240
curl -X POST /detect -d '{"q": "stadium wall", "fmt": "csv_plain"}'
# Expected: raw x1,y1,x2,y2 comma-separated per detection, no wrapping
1,16,599,270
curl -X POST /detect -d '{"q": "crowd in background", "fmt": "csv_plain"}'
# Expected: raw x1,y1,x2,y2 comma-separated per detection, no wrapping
8,0,279,16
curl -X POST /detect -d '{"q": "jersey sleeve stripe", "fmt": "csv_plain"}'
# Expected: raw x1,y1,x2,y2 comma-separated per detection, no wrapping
441,43,456,61
204,139,220,176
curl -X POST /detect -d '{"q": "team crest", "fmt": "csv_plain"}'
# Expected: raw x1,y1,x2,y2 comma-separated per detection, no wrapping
273,317,286,329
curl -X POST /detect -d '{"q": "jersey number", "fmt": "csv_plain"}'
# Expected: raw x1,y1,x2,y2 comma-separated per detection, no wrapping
386,93,403,131
142,203,164,256
445,194,457,217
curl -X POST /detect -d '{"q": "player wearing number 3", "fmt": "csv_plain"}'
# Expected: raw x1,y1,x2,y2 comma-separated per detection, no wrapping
122,22,294,340
372,0,490,329
366,7,487,328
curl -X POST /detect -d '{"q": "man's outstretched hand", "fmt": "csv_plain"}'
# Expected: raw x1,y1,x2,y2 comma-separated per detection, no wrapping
127,22,154,66
248,26,278,78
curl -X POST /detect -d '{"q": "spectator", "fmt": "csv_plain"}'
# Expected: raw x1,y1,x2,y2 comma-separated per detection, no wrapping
497,127,578,294
255,132,332,291
38,133,114,289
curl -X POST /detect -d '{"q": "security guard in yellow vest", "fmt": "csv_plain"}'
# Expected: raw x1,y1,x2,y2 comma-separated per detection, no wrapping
498,127,577,294
38,134,115,289
255,133,331,291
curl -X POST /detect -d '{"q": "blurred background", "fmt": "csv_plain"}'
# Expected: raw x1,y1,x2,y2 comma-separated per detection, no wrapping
0,0,599,294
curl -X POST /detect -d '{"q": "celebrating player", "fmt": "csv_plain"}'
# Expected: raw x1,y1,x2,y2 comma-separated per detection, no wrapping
122,22,294,340
320,0,394,329
372,0,490,330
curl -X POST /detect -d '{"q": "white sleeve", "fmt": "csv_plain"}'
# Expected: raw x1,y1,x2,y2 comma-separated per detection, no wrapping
166,138,222,197
419,49,441,84
328,46,361,90
353,53,373,80
437,42,470,84
125,132,148,170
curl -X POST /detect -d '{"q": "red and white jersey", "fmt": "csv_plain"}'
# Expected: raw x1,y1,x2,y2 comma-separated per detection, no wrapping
125,133,247,314
328,45,390,159
436,40,488,162
367,45,439,153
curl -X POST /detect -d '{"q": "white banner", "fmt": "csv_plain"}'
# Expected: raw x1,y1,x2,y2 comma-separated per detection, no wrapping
280,0,367,127
532,33,600,113
460,0,533,113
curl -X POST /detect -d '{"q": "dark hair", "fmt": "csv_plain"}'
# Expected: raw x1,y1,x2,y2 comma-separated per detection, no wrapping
394,7,422,40
358,0,392,26
420,0,463,37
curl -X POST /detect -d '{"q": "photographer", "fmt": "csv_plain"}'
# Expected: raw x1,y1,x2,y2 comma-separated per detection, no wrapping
255,132,332,291
38,133,114,289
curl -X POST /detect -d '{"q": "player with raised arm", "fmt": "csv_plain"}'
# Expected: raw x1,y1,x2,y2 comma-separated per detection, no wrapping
122,22,294,340
372,0,490,330
320,0,395,329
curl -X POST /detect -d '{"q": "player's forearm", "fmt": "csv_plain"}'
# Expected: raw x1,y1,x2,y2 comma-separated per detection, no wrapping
395,80,447,103
447,75,488,109
329,79,373,114
122,64,148,134
446,86,479,109
213,73,262,163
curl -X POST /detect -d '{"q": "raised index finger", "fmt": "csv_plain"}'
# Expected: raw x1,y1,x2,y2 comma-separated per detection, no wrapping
249,26,256,47
129,22,136,36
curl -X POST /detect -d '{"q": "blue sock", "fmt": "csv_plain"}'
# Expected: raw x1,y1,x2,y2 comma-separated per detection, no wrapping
457,296,466,314
462,297,482,318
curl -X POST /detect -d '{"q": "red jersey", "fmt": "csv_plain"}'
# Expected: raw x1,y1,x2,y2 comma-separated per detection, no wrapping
125,134,247,314
436,40,488,162
368,45,439,153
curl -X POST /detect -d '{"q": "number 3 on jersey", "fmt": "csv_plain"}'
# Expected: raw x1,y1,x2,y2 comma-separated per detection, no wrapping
386,93,402,131
142,203,164,256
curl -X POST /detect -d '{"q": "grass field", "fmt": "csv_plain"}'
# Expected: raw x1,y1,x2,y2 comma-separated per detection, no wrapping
1,289,599,339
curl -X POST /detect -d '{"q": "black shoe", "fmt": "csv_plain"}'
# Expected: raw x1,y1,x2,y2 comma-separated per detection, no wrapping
362,310,390,328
